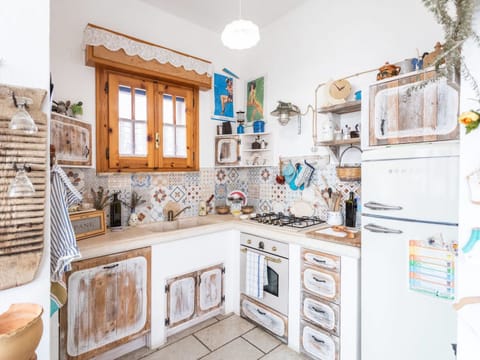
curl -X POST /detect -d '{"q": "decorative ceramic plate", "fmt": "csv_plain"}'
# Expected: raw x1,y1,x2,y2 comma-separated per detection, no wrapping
226,190,247,206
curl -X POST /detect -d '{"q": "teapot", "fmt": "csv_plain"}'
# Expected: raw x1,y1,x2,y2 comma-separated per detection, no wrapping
377,62,401,80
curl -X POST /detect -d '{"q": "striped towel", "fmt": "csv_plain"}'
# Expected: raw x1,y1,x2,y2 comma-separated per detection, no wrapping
50,165,83,281
245,250,269,299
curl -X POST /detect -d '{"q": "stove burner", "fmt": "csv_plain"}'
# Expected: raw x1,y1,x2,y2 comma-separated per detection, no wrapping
250,212,324,229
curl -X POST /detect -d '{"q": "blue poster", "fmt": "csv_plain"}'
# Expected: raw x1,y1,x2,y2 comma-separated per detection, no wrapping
212,73,234,121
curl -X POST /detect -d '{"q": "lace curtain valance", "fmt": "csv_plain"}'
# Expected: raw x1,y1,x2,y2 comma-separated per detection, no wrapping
83,24,213,77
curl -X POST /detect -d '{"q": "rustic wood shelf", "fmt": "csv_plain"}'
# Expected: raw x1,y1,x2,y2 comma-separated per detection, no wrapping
317,100,361,115
316,137,360,147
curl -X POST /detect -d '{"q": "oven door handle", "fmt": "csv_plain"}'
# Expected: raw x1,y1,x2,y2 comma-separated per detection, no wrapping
364,223,403,234
240,248,282,263
364,201,403,211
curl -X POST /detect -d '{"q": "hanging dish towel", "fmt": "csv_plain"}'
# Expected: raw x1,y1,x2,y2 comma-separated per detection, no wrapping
245,250,269,299
50,165,82,315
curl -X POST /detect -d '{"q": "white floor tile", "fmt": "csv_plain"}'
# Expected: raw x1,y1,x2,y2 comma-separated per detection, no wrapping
201,338,263,360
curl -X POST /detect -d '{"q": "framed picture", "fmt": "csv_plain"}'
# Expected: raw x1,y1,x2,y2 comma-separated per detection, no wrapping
69,210,106,240
246,76,265,124
51,112,92,167
211,73,235,122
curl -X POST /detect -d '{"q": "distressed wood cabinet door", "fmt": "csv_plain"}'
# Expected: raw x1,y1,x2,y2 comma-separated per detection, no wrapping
60,248,151,360
166,272,196,328
197,265,224,315
368,70,459,146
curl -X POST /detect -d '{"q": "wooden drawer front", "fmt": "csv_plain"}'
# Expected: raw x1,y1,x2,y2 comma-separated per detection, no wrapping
301,321,339,360
303,249,340,273
302,293,339,336
67,256,148,357
241,296,287,340
303,267,340,304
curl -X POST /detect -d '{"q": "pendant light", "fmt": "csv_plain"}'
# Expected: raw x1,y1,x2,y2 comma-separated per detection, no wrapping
221,0,260,50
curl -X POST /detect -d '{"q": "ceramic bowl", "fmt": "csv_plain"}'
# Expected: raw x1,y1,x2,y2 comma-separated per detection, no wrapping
241,205,254,214
215,205,230,215
0,303,43,360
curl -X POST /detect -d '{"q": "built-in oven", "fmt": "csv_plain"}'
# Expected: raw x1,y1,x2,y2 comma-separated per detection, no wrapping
240,233,289,340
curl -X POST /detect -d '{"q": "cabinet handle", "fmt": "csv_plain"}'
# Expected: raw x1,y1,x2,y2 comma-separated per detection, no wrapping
256,309,266,316
311,335,325,344
312,276,327,283
311,306,326,314
155,132,160,149
103,264,119,270
313,257,327,264
364,223,403,234
364,201,403,211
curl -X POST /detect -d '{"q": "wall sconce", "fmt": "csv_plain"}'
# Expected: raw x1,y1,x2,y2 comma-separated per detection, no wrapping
8,163,35,198
271,101,303,134
9,93,37,134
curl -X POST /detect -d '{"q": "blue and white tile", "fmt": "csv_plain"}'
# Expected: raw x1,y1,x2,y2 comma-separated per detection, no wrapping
131,174,152,188
168,185,187,203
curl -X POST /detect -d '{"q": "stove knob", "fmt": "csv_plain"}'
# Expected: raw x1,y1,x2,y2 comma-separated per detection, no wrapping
272,246,277,252
259,241,264,249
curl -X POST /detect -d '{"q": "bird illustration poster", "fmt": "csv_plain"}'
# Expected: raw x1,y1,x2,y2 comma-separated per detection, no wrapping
212,73,235,122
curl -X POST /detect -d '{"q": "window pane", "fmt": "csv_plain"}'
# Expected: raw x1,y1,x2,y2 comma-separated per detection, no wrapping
119,119,133,155
176,97,185,125
163,94,173,124
135,88,147,121
176,126,187,158
119,86,131,119
163,124,175,157
134,121,147,156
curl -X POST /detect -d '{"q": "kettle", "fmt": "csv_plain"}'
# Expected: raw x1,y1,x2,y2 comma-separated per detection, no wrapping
377,62,401,80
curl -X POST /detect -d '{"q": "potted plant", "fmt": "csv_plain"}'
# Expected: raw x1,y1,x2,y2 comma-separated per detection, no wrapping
124,191,146,226
70,101,83,119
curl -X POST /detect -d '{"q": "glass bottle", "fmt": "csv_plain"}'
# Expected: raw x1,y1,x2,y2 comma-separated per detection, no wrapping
345,191,357,227
110,193,122,227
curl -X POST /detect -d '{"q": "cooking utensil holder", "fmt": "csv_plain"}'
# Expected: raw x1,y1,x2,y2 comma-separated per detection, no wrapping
336,145,362,181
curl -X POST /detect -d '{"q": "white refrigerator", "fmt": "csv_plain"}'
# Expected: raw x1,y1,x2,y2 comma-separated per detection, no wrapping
361,142,458,360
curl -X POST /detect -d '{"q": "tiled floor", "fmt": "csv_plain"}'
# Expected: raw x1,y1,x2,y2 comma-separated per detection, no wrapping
119,313,306,360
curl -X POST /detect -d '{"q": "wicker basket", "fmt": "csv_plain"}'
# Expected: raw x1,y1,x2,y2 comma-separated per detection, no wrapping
336,146,362,181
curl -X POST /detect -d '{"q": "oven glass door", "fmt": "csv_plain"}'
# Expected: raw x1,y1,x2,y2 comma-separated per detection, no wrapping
264,266,279,297
240,246,289,315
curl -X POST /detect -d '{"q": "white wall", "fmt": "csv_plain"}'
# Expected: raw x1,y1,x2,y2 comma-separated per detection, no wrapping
457,8,480,360
0,1,51,359
243,0,442,159
50,0,249,168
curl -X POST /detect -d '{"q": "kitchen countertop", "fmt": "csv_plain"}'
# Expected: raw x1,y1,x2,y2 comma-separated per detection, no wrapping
76,215,361,260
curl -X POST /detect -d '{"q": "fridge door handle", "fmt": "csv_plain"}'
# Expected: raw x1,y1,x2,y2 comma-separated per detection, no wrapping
364,223,403,234
364,201,403,211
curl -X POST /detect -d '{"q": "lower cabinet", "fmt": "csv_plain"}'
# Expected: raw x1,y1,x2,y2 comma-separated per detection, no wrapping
165,264,224,330
240,295,288,340
300,248,341,360
60,247,151,360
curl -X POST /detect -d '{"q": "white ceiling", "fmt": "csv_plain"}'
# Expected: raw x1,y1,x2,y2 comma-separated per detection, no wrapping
141,0,309,33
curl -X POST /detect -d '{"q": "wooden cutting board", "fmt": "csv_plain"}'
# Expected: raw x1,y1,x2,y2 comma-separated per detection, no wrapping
305,226,361,247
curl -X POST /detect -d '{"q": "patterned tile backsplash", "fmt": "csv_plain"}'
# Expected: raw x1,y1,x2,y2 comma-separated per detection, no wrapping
64,164,360,227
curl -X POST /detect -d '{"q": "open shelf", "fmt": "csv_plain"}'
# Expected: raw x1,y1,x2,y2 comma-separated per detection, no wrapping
315,137,360,147
317,100,361,115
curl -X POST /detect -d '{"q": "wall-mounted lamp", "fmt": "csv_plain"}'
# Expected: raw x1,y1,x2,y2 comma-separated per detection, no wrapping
9,93,37,134
8,163,35,198
271,101,314,135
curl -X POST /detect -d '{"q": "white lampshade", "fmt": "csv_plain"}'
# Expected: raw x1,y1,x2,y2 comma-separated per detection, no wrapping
221,19,260,50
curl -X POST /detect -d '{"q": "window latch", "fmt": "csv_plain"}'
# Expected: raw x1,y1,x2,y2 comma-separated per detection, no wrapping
155,132,160,149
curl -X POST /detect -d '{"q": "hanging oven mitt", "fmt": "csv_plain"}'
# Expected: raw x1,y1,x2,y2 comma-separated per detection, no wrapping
283,161,296,184
289,164,305,191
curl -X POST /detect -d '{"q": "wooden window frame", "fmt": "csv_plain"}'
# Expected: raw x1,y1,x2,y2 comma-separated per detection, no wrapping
96,66,199,173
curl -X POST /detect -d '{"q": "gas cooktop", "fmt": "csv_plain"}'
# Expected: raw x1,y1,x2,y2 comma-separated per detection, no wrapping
250,212,325,229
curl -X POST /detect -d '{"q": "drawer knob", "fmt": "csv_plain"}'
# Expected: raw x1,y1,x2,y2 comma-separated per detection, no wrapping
272,246,277,252
247,239,252,244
